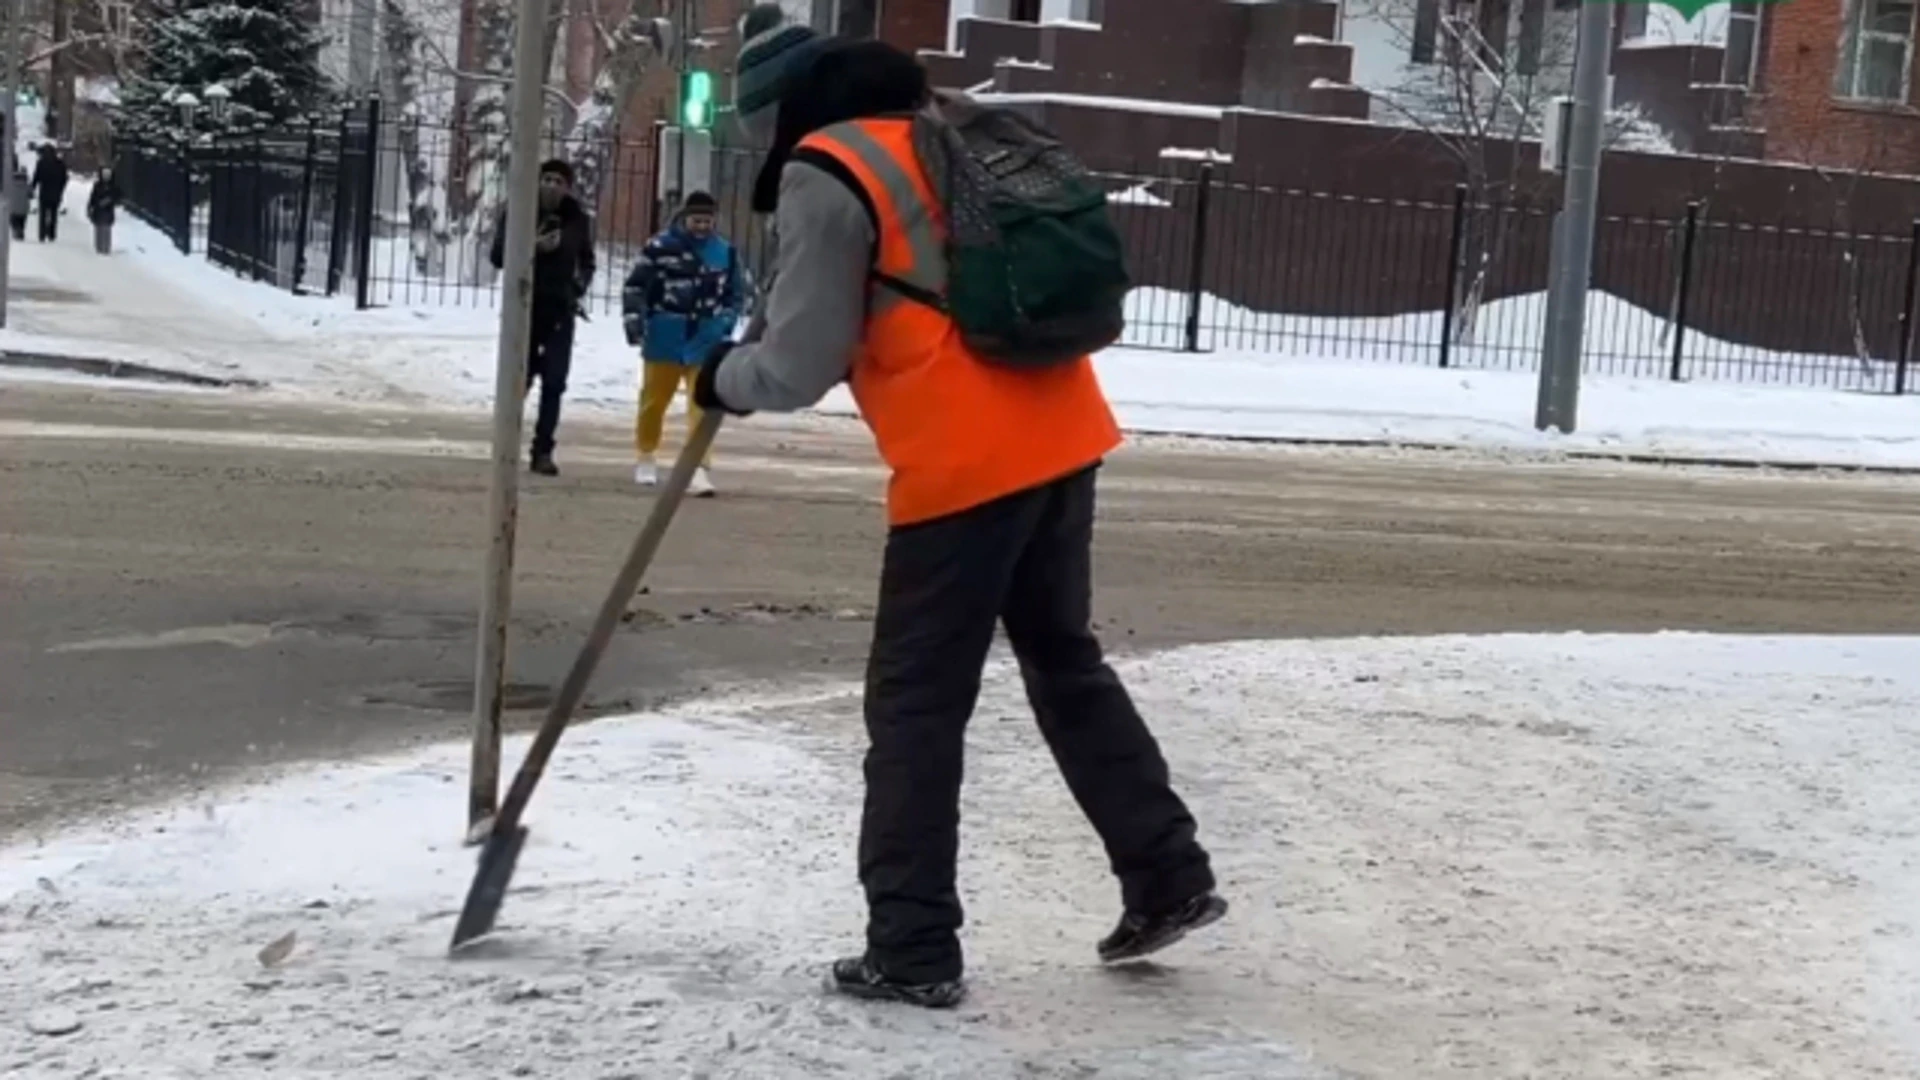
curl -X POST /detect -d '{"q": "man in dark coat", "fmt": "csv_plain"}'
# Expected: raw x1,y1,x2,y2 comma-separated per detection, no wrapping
30,144,68,242
490,158,596,476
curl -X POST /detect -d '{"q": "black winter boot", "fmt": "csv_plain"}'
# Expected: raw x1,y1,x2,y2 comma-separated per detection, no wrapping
529,453,559,477
1097,891,1228,963
826,955,966,1009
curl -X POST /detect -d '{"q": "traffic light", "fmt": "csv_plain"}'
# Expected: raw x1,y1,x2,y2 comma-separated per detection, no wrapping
680,70,714,131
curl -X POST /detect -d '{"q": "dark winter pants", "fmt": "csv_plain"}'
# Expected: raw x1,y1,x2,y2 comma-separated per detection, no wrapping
525,303,576,460
8,215,23,241
37,193,60,242
859,465,1215,984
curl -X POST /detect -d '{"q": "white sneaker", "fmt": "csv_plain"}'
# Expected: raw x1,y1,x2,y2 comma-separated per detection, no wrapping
633,459,658,487
688,467,716,498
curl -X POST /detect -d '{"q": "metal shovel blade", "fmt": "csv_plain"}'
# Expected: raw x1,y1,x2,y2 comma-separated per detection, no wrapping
449,823,529,951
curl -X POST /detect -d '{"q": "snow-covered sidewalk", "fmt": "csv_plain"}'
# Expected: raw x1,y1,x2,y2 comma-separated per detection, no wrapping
4,634,1918,1078
6,213,1919,470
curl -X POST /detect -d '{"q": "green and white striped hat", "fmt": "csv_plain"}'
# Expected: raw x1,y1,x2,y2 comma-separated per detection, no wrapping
734,4,828,136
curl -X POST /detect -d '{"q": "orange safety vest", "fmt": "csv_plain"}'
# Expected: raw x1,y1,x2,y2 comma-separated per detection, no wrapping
795,117,1122,528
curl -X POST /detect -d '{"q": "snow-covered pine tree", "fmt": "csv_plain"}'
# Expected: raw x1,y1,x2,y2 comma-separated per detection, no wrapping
115,0,332,145
456,0,515,283
382,0,451,277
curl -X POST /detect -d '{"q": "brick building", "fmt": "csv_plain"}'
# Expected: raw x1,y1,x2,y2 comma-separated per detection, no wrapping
896,0,1920,177
1759,0,1920,173
790,0,945,48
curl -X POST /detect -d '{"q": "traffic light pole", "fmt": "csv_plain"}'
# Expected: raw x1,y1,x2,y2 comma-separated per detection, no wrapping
672,0,697,206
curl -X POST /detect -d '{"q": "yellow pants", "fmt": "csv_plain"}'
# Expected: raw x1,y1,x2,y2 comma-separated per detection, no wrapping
635,361,710,463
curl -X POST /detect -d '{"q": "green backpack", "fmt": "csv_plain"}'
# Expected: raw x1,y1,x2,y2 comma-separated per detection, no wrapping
883,94,1131,369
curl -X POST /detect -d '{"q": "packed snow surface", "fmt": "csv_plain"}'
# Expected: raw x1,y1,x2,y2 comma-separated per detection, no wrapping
4,634,1919,1078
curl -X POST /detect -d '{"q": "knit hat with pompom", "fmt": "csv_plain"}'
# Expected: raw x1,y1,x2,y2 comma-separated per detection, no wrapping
734,4,829,136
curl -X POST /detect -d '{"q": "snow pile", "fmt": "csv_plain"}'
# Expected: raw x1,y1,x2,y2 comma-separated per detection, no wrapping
1108,182,1172,208
4,634,1919,1077
971,92,1228,120
7,211,1918,470
1086,347,1920,467
1160,146,1234,164
1121,286,1903,391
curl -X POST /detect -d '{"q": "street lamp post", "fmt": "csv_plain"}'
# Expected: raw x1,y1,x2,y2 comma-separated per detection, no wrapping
174,91,200,135
204,83,231,128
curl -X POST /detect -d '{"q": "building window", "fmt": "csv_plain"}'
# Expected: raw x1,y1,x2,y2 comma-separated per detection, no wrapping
1723,1,1760,85
1011,0,1041,22
1836,0,1916,103
1619,3,1649,41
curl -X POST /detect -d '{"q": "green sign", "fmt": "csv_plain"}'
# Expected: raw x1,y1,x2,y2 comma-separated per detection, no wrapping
1612,0,1784,21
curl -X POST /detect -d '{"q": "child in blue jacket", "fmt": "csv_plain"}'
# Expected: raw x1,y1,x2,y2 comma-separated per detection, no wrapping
622,191,743,495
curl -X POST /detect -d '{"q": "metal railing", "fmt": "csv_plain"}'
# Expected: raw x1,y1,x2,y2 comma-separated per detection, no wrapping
118,102,1918,395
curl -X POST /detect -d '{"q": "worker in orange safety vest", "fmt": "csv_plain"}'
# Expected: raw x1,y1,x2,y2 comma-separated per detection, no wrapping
692,6,1225,1009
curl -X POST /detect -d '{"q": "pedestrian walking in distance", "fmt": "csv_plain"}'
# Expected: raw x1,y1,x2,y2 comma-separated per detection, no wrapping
87,167,121,254
489,159,595,477
621,190,742,497
694,5,1224,1009
30,143,68,243
7,160,28,241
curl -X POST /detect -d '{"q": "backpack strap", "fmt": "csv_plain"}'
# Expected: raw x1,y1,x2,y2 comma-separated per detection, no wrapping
792,122,949,315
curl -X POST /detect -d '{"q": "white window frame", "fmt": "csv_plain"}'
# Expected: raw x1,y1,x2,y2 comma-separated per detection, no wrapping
1722,1,1761,87
1836,0,1917,104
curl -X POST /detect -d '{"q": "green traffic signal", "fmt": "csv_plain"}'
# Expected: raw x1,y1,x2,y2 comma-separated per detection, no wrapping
681,70,714,130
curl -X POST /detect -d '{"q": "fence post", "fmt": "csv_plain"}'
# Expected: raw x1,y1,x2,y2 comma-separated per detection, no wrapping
1669,200,1701,383
1182,161,1214,354
325,106,352,296
176,143,193,254
251,129,268,280
648,118,665,236
354,95,382,310
292,119,318,293
1898,218,1920,396
1438,184,1467,369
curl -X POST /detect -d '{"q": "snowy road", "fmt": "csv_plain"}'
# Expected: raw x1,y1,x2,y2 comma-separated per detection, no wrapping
4,381,1919,839
4,634,1918,1078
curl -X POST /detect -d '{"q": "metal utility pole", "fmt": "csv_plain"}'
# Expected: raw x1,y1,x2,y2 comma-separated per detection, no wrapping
50,0,71,141
673,0,694,205
1534,0,1613,434
0,0,19,329
468,0,550,838
347,0,376,96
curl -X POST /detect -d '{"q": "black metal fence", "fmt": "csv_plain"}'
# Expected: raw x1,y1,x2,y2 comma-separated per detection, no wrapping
115,101,381,300
115,142,198,254
118,101,1918,395
1103,163,1916,394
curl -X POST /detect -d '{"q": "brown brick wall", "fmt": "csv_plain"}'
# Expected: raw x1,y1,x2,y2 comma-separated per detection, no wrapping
1760,0,1920,174
993,99,1920,364
878,0,949,54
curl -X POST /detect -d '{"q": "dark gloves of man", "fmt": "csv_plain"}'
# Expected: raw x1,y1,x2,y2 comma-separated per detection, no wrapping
693,342,752,417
